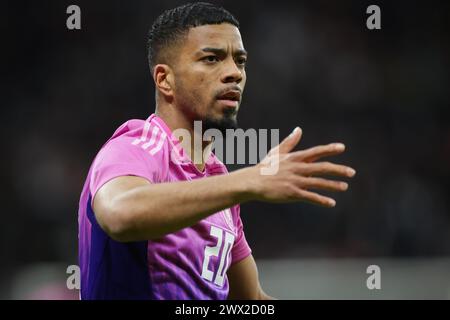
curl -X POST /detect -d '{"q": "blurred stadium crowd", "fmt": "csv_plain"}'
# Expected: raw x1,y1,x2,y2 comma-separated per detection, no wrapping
2,0,449,298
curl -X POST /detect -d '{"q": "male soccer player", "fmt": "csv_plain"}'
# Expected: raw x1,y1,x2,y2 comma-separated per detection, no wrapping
78,2,356,300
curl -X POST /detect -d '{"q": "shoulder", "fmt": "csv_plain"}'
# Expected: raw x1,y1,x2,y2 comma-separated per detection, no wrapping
105,118,169,155
92,118,171,182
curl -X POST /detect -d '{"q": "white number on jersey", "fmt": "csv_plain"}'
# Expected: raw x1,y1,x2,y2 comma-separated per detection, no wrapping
201,226,235,287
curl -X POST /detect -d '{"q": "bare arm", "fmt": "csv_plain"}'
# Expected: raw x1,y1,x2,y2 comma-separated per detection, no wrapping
227,255,275,300
93,169,253,242
93,127,355,242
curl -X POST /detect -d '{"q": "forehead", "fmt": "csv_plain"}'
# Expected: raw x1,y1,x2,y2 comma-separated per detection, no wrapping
183,23,244,50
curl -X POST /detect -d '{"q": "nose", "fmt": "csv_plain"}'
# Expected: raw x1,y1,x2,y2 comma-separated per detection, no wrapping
221,58,243,84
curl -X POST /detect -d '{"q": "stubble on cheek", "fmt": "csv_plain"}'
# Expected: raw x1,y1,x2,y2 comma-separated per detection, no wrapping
175,76,205,120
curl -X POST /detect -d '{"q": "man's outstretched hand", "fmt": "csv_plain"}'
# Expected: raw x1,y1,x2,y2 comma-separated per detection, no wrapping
241,127,356,207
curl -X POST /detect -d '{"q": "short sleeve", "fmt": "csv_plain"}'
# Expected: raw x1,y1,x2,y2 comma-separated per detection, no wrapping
89,138,159,204
231,205,252,264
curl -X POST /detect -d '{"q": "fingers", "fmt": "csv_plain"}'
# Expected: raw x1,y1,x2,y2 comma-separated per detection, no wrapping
295,188,336,207
268,127,302,156
297,176,348,192
290,143,346,162
295,162,356,178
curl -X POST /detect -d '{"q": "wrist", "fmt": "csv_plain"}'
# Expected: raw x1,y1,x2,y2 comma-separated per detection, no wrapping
229,166,260,203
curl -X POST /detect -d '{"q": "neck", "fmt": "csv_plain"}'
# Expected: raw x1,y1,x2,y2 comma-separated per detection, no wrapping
155,104,212,172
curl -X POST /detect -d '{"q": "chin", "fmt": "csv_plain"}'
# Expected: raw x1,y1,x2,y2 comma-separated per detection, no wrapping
203,114,238,135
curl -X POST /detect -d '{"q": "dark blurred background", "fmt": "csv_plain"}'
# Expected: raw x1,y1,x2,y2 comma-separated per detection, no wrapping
2,0,450,298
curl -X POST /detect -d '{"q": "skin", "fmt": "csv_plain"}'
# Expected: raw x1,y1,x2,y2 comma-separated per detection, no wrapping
154,23,247,167
93,23,356,300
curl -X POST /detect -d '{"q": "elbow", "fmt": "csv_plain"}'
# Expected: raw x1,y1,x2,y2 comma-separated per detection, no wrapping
94,199,136,243
104,220,133,243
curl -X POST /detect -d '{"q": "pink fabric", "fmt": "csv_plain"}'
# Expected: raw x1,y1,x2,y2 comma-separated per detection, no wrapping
82,114,251,299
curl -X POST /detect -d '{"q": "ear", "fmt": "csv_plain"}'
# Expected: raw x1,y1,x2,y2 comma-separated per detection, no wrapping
153,64,174,97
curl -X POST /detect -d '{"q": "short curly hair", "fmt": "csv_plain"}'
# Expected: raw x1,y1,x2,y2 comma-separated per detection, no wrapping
147,2,239,70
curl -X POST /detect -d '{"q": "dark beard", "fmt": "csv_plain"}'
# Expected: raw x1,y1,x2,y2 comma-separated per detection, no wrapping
202,113,238,136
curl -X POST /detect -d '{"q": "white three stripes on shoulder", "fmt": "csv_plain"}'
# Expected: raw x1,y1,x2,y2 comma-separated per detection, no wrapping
131,121,166,155
132,121,151,145
142,126,159,149
149,132,166,155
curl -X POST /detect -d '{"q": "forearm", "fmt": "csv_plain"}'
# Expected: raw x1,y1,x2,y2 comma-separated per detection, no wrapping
259,289,276,300
106,167,255,241
97,130,355,242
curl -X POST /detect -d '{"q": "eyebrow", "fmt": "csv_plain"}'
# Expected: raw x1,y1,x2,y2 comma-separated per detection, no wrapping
200,47,248,56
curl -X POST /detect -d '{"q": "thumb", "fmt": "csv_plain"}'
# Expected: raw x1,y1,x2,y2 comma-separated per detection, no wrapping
269,127,302,155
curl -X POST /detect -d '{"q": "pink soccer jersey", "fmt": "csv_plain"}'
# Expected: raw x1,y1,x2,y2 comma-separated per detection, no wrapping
78,114,252,300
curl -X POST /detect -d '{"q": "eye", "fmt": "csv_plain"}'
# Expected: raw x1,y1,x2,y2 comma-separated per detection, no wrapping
202,55,219,63
236,57,247,67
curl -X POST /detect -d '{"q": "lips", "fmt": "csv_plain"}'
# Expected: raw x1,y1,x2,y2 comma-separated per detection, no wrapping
217,90,241,102
217,99,239,109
